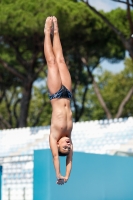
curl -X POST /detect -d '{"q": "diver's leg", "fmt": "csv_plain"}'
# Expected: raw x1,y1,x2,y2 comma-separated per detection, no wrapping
52,16,72,91
44,17,62,94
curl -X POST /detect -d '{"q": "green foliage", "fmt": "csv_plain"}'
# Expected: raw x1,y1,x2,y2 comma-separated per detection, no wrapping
85,58,133,120
0,87,21,127
0,0,132,127
0,84,52,128
28,85,52,127
106,8,133,38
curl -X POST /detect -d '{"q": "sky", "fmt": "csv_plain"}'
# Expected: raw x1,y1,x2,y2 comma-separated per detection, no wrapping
89,0,127,74
89,0,126,11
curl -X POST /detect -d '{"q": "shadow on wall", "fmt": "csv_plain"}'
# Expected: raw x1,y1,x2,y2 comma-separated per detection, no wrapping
34,150,133,200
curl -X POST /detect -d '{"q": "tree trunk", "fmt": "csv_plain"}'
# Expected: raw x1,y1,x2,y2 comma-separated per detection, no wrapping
19,81,32,127
0,114,11,129
115,86,133,118
74,85,88,122
92,79,112,119
124,38,133,59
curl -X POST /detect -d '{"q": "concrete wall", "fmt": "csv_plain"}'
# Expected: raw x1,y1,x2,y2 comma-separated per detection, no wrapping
33,149,133,200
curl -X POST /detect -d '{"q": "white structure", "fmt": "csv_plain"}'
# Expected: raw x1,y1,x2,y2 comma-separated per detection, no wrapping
0,117,133,200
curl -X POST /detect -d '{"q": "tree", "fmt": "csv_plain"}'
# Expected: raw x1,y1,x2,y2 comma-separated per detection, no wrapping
0,0,47,127
62,3,127,121
82,0,133,58
86,58,133,120
1,0,87,127
0,61,21,128
80,0,133,119
0,0,128,128
28,85,52,127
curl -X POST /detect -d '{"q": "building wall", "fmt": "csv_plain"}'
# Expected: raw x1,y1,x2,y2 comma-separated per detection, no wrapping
34,149,133,200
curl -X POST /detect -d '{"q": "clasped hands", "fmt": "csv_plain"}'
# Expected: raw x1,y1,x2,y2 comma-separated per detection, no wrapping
56,174,68,185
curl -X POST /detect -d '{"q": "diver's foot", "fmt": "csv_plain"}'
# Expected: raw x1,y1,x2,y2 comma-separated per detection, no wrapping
44,16,53,34
52,16,59,34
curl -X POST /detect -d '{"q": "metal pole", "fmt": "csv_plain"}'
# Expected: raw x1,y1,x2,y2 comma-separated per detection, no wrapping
8,188,10,200
23,188,25,200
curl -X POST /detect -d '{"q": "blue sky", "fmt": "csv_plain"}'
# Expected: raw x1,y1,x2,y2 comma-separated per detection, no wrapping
89,0,126,11
89,0,127,74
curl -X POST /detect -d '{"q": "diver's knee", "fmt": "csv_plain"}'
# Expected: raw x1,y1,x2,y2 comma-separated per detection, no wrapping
47,57,56,65
56,56,65,64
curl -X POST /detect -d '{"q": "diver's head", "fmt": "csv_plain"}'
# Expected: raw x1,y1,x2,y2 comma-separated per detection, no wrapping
57,136,71,156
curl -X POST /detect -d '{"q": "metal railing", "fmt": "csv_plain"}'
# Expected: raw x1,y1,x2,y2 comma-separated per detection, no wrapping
6,188,32,200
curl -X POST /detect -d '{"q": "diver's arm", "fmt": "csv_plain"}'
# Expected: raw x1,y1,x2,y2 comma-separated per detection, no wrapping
65,142,73,182
49,134,60,178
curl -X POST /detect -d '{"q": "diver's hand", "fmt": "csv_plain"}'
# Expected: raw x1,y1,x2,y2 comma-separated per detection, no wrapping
64,176,68,183
56,175,65,185
56,175,69,185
